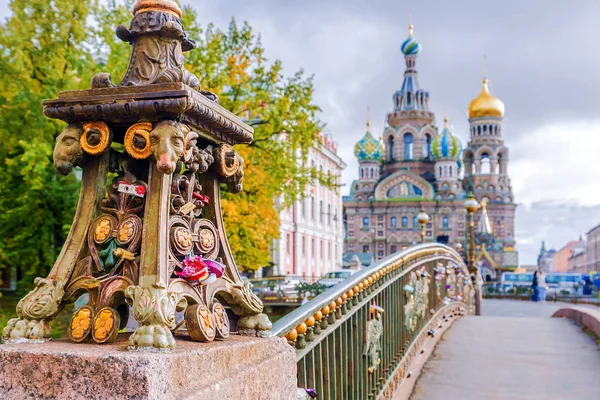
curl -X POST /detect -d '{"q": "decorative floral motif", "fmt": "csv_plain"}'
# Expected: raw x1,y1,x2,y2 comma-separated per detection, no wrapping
95,219,112,242
93,308,116,341
70,307,92,341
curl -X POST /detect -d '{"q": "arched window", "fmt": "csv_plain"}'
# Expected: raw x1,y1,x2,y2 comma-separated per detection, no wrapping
391,245,397,254
443,217,449,228
360,168,364,179
413,216,418,227
481,153,491,174
423,134,431,158
363,217,369,227
370,168,374,178
477,126,481,136
404,133,413,159
391,217,397,227
388,136,395,160
407,92,412,106
483,125,487,134
402,217,408,227
449,165,453,176
363,245,369,253
439,166,442,176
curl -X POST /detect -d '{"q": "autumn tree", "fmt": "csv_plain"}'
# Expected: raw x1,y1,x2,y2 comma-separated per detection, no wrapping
0,0,95,290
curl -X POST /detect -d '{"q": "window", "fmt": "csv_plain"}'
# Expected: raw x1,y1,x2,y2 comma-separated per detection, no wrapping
388,136,395,160
311,198,315,220
320,240,323,257
391,245,397,253
301,200,306,217
391,217,397,227
402,217,408,227
328,242,332,260
439,166,442,176
443,217,449,228
423,134,431,158
363,217,369,227
449,166,453,176
413,216,418,227
481,153,491,174
378,231,383,236
378,216,384,221
378,250,384,257
360,168,364,179
302,236,306,255
363,245,369,253
312,238,315,258
370,168,374,178
404,133,413,159
327,204,331,225
287,234,291,254
319,200,323,223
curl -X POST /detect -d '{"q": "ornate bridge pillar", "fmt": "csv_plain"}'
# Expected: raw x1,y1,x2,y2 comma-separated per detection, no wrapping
2,0,270,351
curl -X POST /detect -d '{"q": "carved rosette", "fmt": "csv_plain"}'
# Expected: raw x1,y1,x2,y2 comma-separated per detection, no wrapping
125,283,187,350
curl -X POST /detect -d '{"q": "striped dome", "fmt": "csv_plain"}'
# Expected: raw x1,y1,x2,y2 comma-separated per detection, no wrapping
354,131,383,161
401,25,421,55
431,119,461,159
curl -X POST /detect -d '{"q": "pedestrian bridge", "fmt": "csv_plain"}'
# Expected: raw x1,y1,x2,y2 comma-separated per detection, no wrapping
273,244,600,400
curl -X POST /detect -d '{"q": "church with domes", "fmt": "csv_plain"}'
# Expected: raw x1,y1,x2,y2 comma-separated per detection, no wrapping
343,25,518,281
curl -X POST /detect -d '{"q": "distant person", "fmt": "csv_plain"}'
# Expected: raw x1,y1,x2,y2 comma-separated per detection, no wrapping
583,276,594,296
537,269,547,302
531,270,539,302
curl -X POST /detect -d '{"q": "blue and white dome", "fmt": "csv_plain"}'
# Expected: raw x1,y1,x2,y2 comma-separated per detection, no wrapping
431,118,461,159
401,25,421,55
354,129,383,161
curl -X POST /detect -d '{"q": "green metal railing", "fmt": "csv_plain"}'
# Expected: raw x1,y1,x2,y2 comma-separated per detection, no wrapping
272,243,475,400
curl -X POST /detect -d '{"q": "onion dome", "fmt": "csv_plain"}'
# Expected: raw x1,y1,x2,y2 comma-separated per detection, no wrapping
354,121,383,161
468,78,505,119
401,25,421,55
431,118,461,159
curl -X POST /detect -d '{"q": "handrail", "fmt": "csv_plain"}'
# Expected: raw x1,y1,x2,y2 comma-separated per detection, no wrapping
272,243,464,337
275,243,475,400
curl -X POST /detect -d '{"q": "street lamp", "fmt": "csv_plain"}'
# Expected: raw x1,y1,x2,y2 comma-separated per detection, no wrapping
464,193,481,315
417,209,429,244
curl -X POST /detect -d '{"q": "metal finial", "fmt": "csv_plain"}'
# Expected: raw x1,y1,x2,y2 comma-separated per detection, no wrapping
483,55,488,82
366,105,371,132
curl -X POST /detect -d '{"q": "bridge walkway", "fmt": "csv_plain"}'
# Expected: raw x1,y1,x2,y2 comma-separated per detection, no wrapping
409,300,600,400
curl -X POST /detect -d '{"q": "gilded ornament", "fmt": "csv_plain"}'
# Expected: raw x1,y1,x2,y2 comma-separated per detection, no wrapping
124,122,153,160
198,229,215,252
69,306,93,342
215,144,240,177
92,307,119,343
118,221,134,243
94,219,112,243
80,122,111,155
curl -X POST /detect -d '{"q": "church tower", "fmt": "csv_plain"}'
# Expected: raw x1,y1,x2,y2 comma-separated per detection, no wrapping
431,118,462,199
352,117,383,201
383,25,437,179
464,72,517,259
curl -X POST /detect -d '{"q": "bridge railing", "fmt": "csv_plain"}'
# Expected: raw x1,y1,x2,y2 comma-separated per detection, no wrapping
272,243,475,400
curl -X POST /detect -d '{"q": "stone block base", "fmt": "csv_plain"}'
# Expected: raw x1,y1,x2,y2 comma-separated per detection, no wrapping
0,333,296,399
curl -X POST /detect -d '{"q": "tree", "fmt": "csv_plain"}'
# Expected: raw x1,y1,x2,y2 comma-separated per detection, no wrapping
0,0,95,290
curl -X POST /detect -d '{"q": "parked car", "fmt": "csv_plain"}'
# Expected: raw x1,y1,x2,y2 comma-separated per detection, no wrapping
317,270,358,288
249,275,306,301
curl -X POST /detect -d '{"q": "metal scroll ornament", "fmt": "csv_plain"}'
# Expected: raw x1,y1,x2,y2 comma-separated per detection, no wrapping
364,304,384,374
2,0,270,350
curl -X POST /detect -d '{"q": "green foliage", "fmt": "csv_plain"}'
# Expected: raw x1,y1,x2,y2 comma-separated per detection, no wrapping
0,0,95,291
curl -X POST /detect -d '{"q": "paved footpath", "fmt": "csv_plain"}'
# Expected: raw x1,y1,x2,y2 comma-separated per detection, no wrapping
410,300,600,400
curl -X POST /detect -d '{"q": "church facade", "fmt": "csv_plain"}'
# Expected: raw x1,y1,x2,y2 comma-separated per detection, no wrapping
343,25,518,281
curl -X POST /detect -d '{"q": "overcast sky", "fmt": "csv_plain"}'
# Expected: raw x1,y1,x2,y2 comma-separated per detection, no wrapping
2,0,600,264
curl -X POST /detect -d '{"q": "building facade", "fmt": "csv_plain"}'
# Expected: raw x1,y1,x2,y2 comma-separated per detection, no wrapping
551,240,585,272
343,25,518,280
271,134,346,277
568,248,587,274
585,224,600,274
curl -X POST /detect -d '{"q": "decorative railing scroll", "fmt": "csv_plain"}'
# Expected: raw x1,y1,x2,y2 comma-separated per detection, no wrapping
273,243,475,400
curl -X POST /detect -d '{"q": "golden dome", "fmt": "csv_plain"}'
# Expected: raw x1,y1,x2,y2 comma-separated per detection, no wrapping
468,79,504,119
